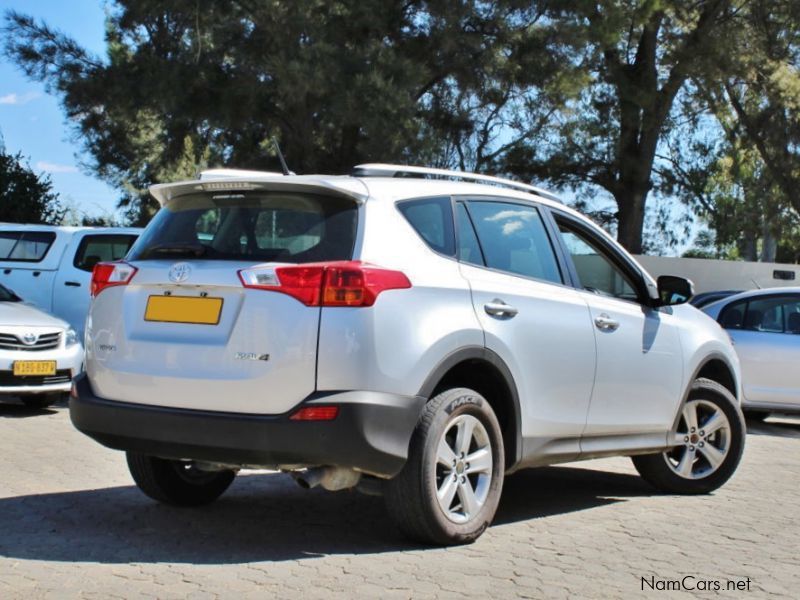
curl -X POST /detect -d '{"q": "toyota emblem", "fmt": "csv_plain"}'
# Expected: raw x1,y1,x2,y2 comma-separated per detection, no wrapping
22,332,38,345
168,263,191,283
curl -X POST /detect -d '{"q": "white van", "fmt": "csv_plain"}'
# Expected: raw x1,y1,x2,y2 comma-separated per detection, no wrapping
0,225,141,336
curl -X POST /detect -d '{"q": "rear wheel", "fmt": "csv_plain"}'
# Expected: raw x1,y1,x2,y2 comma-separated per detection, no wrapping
632,378,745,494
126,452,236,506
21,393,62,409
385,387,504,545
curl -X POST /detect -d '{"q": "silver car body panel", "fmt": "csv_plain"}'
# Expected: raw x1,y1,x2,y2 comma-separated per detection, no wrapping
704,287,800,410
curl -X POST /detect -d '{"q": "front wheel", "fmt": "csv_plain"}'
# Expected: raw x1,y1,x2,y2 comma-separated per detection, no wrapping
385,387,505,545
126,452,236,506
632,378,745,494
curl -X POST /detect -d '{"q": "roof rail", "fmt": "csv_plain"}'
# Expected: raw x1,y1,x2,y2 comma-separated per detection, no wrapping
351,163,561,202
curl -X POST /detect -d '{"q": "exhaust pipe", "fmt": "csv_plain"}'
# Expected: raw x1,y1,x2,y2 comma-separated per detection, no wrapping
292,467,361,491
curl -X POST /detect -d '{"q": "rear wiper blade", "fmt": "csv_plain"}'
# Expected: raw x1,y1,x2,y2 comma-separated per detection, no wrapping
144,242,209,258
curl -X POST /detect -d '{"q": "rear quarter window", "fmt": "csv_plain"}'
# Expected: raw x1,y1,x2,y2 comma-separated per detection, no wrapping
397,197,455,256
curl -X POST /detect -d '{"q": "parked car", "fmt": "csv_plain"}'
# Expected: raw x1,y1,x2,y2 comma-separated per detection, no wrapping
0,283,83,408
0,225,141,336
70,164,745,545
703,287,800,420
689,289,742,308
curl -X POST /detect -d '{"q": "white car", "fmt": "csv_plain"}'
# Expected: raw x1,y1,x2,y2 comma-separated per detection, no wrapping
71,164,745,545
0,224,141,337
0,283,84,408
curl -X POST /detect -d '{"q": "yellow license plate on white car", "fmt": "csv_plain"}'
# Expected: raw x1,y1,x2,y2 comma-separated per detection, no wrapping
145,296,224,325
13,361,57,376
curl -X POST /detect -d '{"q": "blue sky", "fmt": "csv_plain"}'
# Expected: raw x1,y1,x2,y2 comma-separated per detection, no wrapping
0,0,120,220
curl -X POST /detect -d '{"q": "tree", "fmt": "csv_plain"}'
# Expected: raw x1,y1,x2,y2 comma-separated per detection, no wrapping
659,0,800,262
495,1,743,253
0,134,65,224
3,1,528,224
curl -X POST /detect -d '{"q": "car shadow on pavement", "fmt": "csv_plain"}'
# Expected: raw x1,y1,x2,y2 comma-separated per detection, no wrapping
0,403,59,419
0,465,654,564
745,416,800,440
496,466,652,526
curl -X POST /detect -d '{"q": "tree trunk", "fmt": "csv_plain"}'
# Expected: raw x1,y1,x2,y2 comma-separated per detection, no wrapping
741,233,758,262
615,187,648,255
761,227,777,263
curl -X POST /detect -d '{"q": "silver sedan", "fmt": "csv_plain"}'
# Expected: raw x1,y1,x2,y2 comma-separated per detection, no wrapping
703,287,800,419
0,283,84,408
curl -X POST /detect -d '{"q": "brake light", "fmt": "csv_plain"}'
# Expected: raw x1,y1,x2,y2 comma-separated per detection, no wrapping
289,406,339,421
238,261,411,307
91,261,138,297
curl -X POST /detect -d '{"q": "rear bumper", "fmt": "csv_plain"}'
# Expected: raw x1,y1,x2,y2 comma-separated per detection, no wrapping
69,373,425,478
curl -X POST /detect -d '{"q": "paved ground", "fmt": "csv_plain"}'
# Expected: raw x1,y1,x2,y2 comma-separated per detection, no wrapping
1,401,798,599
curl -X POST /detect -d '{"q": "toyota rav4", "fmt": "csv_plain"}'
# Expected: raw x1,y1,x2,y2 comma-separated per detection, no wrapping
70,164,746,544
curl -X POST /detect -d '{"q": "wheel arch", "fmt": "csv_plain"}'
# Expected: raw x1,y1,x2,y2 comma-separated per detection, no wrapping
671,352,740,432
418,346,522,471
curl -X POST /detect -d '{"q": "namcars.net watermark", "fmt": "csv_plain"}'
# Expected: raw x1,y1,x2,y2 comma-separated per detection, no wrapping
642,575,753,592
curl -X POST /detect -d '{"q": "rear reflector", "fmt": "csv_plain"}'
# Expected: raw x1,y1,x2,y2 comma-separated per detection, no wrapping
238,261,411,307
91,262,138,297
289,406,339,421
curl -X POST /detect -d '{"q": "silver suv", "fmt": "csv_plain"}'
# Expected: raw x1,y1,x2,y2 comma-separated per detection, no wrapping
71,164,746,545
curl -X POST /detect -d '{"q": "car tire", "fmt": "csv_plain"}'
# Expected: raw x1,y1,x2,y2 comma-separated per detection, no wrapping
126,452,236,506
632,378,745,494
384,387,504,545
21,392,62,409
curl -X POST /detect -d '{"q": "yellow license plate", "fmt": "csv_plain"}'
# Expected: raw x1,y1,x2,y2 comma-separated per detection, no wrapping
145,296,224,325
13,361,57,376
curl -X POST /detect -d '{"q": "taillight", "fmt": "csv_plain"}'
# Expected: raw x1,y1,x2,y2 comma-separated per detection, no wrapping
91,261,138,297
289,406,339,421
238,261,411,307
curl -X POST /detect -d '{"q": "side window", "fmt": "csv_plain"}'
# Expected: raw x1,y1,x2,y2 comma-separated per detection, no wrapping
724,296,800,333
0,231,56,262
466,200,562,283
398,197,455,256
456,202,483,265
556,220,639,301
718,300,746,329
74,234,138,272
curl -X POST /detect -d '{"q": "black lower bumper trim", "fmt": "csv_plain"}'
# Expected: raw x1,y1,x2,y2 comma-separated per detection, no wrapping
69,373,425,478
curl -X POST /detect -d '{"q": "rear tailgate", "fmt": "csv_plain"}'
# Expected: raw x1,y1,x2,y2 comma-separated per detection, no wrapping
86,188,359,415
88,261,321,414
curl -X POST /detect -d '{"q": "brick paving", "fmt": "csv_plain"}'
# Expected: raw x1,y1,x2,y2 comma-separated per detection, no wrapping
1,400,798,599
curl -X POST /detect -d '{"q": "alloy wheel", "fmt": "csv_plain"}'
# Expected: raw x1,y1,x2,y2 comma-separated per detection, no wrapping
434,414,493,523
664,399,731,480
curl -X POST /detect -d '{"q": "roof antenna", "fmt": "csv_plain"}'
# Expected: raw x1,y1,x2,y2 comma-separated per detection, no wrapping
272,137,293,176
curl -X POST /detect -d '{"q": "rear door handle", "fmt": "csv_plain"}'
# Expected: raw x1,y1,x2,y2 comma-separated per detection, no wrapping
594,313,619,331
484,300,518,318
64,281,81,287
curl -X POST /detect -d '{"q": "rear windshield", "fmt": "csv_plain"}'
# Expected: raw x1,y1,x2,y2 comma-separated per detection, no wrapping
128,192,358,263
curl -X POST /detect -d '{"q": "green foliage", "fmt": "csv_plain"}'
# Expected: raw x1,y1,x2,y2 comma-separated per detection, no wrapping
0,140,65,224
3,1,528,224
3,0,800,260
497,1,744,253
660,0,800,262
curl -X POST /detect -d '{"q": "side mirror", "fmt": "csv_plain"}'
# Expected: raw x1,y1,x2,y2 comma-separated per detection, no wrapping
657,275,694,306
